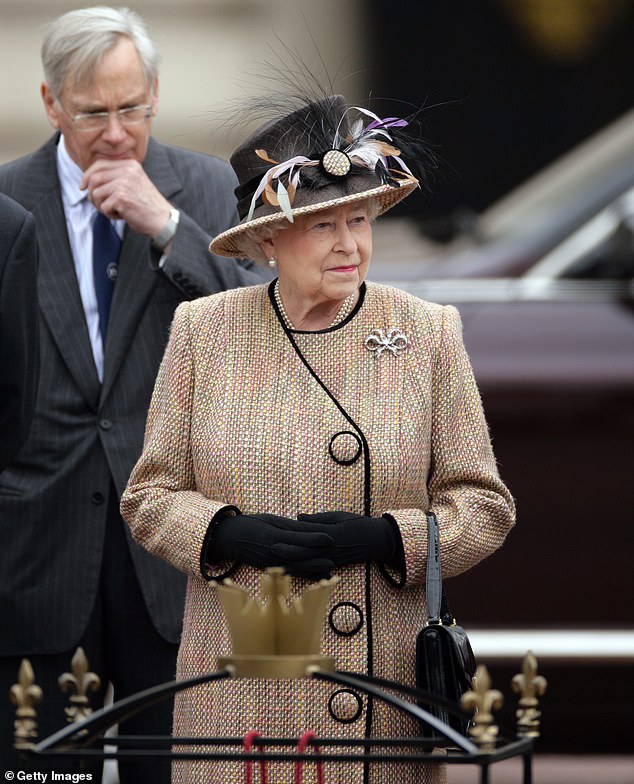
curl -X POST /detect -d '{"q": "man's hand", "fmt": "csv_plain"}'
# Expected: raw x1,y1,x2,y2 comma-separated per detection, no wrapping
81,158,172,239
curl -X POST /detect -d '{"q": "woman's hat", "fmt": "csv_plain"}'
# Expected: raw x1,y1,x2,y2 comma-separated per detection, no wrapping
210,94,434,258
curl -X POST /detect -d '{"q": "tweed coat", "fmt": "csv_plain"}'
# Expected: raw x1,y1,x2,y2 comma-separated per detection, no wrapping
122,279,515,784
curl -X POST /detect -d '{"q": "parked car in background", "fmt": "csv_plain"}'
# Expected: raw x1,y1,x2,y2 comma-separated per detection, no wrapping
373,105,634,281
370,109,634,751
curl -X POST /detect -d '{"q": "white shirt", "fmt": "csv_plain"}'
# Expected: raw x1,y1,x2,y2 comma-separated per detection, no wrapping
56,137,124,382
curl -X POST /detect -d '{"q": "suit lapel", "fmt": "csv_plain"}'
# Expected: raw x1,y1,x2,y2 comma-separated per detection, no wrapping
27,139,101,408
100,139,184,403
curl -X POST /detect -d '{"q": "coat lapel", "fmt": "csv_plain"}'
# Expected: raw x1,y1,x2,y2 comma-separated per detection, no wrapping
100,139,184,403
26,139,101,408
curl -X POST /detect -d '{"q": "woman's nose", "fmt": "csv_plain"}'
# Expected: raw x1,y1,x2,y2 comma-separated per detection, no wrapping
334,224,357,253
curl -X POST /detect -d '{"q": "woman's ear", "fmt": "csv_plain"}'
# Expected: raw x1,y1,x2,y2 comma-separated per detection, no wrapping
260,237,275,259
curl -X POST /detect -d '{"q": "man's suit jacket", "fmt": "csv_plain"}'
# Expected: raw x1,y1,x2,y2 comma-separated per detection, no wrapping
0,193,39,472
0,135,264,656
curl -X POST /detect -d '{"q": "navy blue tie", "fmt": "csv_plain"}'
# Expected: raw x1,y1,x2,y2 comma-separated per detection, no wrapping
92,212,121,342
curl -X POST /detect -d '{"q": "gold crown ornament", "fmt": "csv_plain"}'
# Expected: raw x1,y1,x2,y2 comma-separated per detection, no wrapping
213,567,340,678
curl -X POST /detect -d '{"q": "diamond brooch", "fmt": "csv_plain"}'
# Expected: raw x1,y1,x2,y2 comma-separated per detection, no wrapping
365,328,409,358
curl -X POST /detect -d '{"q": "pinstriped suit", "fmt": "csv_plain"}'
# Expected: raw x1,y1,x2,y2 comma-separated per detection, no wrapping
0,193,39,472
0,133,266,772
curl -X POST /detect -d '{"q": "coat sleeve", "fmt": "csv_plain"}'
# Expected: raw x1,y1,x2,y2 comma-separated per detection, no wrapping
153,151,270,296
0,203,39,471
384,303,515,587
120,298,233,578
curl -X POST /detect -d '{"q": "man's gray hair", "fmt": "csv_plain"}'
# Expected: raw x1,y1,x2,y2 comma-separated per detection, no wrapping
41,6,160,98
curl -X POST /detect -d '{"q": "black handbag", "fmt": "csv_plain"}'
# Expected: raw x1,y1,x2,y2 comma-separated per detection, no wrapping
416,511,477,737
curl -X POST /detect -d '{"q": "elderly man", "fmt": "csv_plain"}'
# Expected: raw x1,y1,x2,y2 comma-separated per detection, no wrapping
0,6,265,780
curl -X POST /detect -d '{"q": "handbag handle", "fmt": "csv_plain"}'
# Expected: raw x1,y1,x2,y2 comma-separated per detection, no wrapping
425,512,454,626
243,730,268,784
294,730,324,784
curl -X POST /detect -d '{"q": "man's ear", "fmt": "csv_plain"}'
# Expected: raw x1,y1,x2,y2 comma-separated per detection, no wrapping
150,77,159,116
41,83,61,129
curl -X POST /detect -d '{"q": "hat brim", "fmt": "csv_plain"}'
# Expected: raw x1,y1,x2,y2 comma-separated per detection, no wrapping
209,180,418,258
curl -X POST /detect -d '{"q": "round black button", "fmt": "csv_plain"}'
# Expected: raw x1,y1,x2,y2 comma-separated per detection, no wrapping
328,689,363,724
99,419,112,431
328,431,362,466
91,492,105,505
329,602,364,636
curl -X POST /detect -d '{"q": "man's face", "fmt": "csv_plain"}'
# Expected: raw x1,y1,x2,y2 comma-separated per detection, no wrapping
41,37,158,172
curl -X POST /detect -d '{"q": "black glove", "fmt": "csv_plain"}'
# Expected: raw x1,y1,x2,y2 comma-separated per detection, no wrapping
296,511,404,569
208,512,336,579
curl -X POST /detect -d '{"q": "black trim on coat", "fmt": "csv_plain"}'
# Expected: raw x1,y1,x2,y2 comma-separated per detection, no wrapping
267,280,372,513
268,279,375,783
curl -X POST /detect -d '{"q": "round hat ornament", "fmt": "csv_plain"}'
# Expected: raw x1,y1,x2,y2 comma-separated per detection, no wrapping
320,149,352,178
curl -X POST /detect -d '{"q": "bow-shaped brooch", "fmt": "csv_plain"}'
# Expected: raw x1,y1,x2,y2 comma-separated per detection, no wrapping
365,328,409,358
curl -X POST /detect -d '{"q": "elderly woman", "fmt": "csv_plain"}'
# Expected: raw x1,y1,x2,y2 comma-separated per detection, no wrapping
121,94,515,784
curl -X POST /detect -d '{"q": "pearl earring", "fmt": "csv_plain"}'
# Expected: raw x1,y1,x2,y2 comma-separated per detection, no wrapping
268,257,277,268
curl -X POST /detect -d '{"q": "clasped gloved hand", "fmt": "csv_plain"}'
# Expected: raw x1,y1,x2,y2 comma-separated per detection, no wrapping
296,511,404,569
208,512,336,579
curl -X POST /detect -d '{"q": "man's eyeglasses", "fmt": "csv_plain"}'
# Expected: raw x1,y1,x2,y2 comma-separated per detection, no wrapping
59,103,152,131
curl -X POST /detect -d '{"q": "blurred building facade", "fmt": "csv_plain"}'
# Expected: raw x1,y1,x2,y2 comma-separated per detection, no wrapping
3,0,633,221
0,0,366,165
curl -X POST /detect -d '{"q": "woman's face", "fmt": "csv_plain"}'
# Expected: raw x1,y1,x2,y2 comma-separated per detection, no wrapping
261,202,373,305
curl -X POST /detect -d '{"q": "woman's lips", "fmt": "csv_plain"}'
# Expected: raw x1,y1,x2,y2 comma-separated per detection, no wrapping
328,265,358,273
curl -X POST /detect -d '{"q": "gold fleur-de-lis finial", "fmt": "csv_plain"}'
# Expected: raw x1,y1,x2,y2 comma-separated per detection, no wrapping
460,664,504,751
9,658,43,749
58,647,101,724
512,650,547,737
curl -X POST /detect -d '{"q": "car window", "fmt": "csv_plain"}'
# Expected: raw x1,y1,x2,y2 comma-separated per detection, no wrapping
563,221,634,280
526,185,634,282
